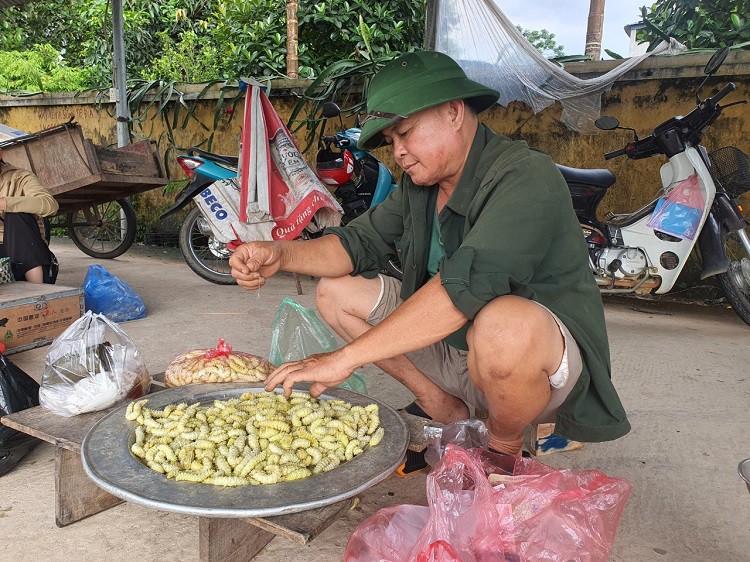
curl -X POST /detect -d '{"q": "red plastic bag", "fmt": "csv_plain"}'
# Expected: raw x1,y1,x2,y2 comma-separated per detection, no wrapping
647,173,705,240
345,445,632,562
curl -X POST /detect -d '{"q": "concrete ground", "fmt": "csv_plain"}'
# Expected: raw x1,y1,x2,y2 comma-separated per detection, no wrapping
1,238,749,561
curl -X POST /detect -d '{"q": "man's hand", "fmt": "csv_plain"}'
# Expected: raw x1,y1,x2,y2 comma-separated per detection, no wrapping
229,241,284,290
264,351,357,398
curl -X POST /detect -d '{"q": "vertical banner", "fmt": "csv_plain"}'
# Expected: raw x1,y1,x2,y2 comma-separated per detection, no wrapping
238,80,342,243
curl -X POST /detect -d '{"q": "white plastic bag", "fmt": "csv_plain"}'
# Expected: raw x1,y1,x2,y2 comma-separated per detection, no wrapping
39,312,150,417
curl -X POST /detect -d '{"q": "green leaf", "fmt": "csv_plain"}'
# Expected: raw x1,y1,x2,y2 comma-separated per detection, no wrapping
731,13,742,29
640,16,672,43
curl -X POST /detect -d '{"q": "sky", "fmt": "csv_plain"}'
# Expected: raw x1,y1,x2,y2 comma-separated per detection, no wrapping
501,0,649,58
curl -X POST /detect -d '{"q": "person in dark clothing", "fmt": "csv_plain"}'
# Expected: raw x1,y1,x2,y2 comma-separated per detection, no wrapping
0,149,59,284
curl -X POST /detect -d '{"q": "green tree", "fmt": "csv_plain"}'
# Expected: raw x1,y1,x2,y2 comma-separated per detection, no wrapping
0,0,223,87
517,26,566,58
638,0,750,49
143,31,221,83
0,44,90,93
1,0,425,88
211,0,424,79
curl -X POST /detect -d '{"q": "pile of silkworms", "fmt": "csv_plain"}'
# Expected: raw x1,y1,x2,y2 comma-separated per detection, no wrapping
125,391,384,486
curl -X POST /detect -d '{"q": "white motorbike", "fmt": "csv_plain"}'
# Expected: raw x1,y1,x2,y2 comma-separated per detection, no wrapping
560,48,750,325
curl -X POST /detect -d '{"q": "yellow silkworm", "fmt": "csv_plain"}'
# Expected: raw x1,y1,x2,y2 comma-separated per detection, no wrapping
369,427,384,447
283,468,311,481
250,470,279,484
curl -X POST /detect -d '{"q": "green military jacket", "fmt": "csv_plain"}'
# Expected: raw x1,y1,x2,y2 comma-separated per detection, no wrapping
326,124,630,443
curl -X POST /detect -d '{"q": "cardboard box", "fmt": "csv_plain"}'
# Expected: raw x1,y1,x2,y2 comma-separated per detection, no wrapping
0,283,85,354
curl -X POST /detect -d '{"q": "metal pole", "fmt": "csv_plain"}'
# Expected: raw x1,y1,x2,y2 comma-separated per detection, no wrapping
112,0,129,239
112,0,130,147
425,0,438,50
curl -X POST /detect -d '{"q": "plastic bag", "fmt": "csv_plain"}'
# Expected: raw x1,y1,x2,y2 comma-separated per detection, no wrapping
424,419,489,468
647,174,705,240
269,297,367,394
346,444,633,562
83,264,146,322
38,312,150,417
165,339,275,386
0,342,40,477
0,257,15,285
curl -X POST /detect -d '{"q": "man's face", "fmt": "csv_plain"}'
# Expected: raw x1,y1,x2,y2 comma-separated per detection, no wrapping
382,103,462,187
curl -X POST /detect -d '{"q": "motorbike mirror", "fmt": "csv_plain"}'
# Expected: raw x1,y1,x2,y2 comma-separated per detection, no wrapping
595,116,620,131
705,47,729,76
321,102,341,119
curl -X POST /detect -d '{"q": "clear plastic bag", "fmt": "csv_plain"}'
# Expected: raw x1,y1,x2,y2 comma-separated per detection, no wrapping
346,444,633,562
164,338,275,386
424,419,489,468
0,257,14,285
38,312,150,417
83,264,146,322
269,297,367,394
647,174,705,240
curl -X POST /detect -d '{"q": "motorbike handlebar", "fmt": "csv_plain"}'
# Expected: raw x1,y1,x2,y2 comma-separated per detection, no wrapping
604,147,628,160
708,82,736,105
603,82,737,161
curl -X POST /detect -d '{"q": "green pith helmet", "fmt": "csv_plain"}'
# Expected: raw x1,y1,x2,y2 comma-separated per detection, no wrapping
357,50,500,150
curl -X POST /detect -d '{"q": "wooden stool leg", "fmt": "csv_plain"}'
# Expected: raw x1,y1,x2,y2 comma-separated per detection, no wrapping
199,518,275,562
55,446,123,527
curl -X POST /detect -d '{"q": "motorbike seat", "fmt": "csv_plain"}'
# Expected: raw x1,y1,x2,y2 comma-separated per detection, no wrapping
557,164,616,189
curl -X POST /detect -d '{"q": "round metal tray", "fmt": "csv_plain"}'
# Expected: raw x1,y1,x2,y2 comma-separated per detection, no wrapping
81,383,408,518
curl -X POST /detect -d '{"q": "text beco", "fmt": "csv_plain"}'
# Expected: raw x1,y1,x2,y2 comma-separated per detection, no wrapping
200,188,228,220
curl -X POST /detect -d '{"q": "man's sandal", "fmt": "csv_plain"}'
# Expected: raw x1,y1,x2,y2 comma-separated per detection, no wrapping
398,402,432,474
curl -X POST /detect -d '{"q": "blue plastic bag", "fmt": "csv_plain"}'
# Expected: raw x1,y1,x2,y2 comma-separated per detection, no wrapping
269,297,367,394
83,265,146,322
647,174,705,240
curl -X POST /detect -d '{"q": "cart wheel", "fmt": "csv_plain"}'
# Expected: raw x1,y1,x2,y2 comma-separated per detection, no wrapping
68,198,137,259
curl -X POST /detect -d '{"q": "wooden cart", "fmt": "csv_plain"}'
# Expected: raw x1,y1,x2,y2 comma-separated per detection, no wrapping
0,120,168,258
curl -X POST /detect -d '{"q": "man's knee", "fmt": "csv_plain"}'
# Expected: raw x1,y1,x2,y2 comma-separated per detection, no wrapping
467,296,554,376
317,274,383,328
316,276,348,323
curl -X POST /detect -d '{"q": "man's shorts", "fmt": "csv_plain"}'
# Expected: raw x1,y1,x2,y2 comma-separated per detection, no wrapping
366,274,583,424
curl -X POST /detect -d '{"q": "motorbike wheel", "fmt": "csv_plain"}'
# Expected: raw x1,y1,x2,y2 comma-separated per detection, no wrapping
68,198,136,259
179,206,237,285
715,225,750,326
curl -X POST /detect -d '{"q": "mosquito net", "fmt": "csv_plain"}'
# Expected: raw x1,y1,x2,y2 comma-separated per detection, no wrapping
434,0,685,132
